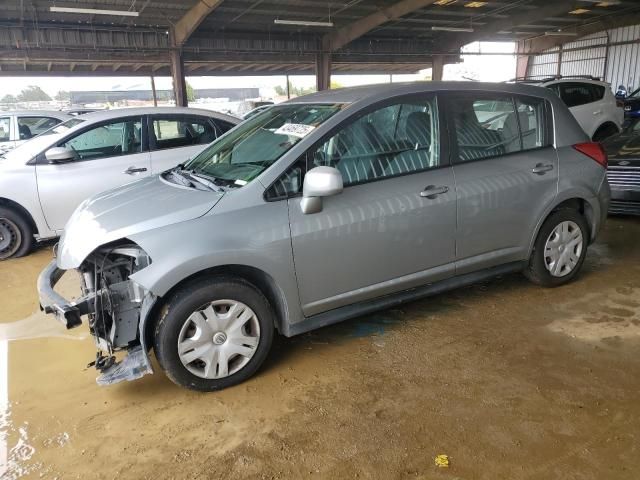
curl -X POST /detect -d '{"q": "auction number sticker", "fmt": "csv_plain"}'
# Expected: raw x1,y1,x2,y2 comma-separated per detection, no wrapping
274,123,315,138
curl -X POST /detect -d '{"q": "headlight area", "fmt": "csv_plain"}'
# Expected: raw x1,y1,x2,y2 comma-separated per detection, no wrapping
79,242,155,385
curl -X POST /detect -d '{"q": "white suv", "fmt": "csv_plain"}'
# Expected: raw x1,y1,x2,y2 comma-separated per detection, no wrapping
519,76,623,141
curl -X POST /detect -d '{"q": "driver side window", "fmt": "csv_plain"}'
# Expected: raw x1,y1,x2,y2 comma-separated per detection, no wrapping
308,98,440,187
62,118,143,161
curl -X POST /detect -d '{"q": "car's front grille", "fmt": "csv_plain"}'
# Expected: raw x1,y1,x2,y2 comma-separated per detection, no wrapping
607,166,640,189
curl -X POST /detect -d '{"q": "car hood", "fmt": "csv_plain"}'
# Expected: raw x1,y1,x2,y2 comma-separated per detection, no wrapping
57,175,224,269
1,133,62,164
603,129,640,164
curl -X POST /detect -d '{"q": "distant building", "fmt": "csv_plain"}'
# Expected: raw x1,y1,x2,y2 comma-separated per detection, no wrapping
69,88,260,104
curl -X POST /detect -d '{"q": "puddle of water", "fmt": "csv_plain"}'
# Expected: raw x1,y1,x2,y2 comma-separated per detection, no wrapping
0,311,86,342
547,287,640,343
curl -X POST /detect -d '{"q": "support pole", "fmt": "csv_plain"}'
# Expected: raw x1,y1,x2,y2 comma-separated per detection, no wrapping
170,49,188,107
150,75,158,106
515,40,530,79
315,52,331,91
286,74,291,99
556,44,563,77
431,56,443,81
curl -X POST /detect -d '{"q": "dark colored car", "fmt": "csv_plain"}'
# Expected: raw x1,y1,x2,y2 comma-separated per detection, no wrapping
603,118,640,215
621,87,640,119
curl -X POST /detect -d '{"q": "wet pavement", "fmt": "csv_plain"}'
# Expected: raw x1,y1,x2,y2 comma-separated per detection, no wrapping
1,217,639,479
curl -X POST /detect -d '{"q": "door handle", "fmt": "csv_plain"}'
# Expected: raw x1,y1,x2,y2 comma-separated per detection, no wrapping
532,163,554,175
123,166,148,175
420,185,449,199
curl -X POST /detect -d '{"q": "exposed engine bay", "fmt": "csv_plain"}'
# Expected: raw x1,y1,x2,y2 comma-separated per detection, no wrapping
77,243,155,385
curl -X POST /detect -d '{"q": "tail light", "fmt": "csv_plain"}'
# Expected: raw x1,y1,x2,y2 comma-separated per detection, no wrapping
616,99,625,108
573,142,608,168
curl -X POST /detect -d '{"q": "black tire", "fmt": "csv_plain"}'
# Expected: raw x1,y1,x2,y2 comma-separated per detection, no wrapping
0,206,35,260
153,276,274,392
592,123,619,142
523,209,589,287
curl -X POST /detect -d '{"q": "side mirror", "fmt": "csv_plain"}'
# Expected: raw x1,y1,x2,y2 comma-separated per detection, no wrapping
45,147,75,164
300,166,343,214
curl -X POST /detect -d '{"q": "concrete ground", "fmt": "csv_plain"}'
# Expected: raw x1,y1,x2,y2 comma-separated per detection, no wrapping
1,217,639,480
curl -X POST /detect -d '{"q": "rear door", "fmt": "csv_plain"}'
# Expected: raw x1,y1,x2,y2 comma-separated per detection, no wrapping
285,94,457,316
36,116,151,231
148,114,221,173
444,91,558,274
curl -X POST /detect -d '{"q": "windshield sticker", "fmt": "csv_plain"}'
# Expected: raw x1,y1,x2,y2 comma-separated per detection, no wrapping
274,123,315,138
234,179,248,186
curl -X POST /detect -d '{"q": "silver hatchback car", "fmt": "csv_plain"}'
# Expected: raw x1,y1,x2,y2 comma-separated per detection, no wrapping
39,82,610,391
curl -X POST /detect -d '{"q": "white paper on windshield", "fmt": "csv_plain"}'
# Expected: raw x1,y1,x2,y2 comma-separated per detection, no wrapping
274,123,315,138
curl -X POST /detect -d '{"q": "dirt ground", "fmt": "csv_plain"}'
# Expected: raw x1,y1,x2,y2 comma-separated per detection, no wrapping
1,217,640,480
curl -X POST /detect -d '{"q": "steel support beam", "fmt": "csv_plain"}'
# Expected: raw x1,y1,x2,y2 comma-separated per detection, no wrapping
440,1,577,51
170,48,188,106
315,52,332,91
173,0,222,46
324,0,438,52
431,56,443,81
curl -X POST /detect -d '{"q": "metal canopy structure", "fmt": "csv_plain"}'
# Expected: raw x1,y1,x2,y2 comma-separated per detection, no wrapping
2,1,640,102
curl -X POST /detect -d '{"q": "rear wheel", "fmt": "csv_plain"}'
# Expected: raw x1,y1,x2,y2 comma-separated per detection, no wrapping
0,207,35,260
524,209,589,287
153,276,274,391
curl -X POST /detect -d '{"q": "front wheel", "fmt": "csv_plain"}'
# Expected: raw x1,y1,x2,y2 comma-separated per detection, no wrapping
153,276,274,391
0,207,35,260
523,209,589,287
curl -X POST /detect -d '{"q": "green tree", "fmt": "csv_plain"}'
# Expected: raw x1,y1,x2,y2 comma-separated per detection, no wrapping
274,85,287,96
330,80,343,90
186,81,196,102
55,90,70,101
1,94,17,104
17,85,51,102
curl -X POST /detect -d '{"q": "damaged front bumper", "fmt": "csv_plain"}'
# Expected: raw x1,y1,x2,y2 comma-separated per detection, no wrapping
37,246,156,386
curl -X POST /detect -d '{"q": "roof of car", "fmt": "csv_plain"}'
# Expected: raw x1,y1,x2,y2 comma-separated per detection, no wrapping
76,106,240,124
285,81,559,105
0,109,72,118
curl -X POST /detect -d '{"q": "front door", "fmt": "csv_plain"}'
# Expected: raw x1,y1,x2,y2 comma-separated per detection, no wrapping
36,116,151,231
444,92,559,274
287,95,457,316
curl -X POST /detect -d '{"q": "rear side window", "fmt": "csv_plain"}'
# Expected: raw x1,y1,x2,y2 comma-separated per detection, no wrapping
449,94,549,162
559,83,595,108
212,120,236,135
151,116,217,151
590,84,605,101
0,117,10,142
17,116,62,139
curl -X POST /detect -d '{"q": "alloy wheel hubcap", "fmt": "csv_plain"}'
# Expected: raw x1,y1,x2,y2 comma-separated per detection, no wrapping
544,220,583,278
177,299,260,380
0,218,21,259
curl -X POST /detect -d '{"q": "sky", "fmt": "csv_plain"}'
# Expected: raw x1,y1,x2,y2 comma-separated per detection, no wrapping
0,42,517,98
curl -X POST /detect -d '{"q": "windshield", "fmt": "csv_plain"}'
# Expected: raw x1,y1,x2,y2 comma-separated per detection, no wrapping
184,103,344,185
628,88,640,99
40,118,85,136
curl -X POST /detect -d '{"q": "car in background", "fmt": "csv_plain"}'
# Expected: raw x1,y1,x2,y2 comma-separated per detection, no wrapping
63,107,102,116
602,118,640,215
0,107,239,259
242,104,272,120
37,82,609,391
616,86,640,119
515,76,623,141
0,110,72,155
